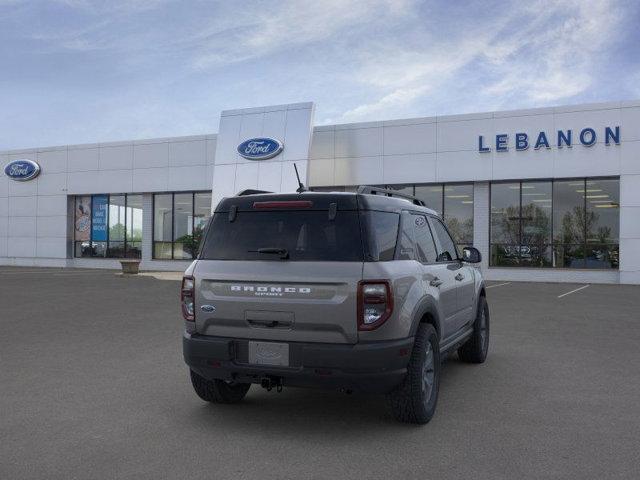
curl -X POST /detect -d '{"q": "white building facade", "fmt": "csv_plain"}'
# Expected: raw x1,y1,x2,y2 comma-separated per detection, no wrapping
1,100,639,284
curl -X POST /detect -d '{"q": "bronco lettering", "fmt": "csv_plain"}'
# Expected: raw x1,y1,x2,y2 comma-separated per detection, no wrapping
230,285,311,296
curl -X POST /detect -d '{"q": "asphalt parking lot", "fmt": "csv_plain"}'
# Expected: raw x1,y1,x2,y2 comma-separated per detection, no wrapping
1,268,639,480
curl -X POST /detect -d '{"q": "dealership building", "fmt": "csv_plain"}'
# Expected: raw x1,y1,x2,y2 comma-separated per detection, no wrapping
1,100,639,284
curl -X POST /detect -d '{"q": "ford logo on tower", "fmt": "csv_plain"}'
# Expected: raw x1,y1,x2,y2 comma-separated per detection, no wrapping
237,137,283,160
4,159,41,181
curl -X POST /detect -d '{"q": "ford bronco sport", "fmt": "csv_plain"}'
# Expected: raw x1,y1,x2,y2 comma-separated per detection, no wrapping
182,186,489,424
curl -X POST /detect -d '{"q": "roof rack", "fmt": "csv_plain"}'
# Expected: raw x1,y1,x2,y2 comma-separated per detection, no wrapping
356,186,426,207
236,189,273,196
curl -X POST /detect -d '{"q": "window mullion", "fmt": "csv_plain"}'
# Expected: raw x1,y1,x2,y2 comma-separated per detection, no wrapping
171,193,175,260
519,181,523,266
124,194,128,258
89,196,94,257
551,180,555,268
106,194,109,258
192,192,196,260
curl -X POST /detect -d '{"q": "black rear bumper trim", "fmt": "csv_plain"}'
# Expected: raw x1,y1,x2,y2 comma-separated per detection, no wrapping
183,333,414,393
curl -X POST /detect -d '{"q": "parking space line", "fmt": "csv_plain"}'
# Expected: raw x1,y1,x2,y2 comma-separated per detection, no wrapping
0,270,114,276
51,273,115,276
486,282,511,289
557,284,590,298
0,271,61,275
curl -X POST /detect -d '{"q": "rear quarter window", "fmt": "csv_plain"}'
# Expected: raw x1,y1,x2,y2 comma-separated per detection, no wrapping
361,211,400,261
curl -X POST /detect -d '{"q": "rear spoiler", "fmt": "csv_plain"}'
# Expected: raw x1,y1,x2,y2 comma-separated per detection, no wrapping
236,189,273,196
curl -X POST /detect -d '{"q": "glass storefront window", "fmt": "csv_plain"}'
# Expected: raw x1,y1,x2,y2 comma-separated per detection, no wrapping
585,178,620,268
490,182,520,266
414,185,443,216
491,178,619,269
520,181,552,267
173,193,194,260
553,180,587,268
126,195,143,259
153,194,172,259
443,184,473,249
313,183,473,247
73,193,143,259
108,195,126,258
194,193,212,256
153,191,212,260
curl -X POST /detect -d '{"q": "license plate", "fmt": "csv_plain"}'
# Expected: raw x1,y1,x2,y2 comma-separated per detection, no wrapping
248,341,289,367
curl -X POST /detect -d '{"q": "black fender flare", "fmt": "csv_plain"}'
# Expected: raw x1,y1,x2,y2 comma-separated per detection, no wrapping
408,295,442,340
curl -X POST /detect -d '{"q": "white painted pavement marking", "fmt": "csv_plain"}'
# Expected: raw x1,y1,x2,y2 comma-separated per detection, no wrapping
557,284,590,298
486,282,511,289
0,270,114,276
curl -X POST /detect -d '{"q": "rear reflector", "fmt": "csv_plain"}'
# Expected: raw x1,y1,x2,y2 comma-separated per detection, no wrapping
253,200,313,209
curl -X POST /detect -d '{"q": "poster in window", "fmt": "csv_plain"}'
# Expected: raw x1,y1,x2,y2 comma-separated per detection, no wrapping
75,196,91,241
91,195,108,242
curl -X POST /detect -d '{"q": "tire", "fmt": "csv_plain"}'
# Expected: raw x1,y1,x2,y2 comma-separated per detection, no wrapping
387,323,440,424
189,370,251,404
458,295,490,364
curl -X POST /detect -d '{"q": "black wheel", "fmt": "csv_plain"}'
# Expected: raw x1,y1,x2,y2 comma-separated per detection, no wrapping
387,323,440,424
458,295,490,364
190,370,251,404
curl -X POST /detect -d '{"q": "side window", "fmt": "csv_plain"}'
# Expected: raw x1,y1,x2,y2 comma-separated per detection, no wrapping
397,212,416,260
412,214,438,263
429,217,459,262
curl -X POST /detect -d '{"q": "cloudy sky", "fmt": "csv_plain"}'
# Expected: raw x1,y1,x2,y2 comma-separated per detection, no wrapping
1,0,638,150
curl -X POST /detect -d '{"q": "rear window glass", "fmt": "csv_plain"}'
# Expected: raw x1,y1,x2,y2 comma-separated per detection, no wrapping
200,211,363,262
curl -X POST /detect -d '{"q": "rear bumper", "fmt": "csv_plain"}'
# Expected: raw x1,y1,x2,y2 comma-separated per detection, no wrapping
183,332,414,394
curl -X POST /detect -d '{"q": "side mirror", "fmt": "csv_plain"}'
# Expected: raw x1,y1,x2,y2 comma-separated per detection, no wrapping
462,246,482,263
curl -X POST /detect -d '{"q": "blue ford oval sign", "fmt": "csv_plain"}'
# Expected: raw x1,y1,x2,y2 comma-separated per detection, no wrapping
4,159,41,181
237,137,283,160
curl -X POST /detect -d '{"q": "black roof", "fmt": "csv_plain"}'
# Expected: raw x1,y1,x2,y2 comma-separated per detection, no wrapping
215,190,439,216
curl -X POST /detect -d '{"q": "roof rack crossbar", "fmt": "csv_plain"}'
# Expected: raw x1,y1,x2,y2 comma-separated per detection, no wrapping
356,186,426,207
236,189,273,196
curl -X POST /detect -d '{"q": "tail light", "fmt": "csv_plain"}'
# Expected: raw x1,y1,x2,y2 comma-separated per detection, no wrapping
181,276,195,321
357,280,393,331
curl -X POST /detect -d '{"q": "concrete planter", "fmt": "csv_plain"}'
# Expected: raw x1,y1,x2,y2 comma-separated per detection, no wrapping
119,259,141,274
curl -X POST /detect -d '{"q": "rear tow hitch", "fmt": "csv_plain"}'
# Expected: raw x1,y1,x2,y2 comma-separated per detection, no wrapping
260,376,283,392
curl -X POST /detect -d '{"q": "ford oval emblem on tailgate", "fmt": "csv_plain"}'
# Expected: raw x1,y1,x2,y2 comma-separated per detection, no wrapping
200,304,216,312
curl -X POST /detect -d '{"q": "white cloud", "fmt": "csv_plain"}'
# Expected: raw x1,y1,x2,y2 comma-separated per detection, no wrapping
191,0,416,69
334,0,625,122
0,0,634,149
481,0,622,105
339,85,429,121
337,36,492,121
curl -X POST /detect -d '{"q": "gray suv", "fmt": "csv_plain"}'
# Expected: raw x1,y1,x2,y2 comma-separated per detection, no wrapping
182,186,489,424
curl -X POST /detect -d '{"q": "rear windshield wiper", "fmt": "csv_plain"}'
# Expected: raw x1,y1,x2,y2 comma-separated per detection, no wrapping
248,247,290,260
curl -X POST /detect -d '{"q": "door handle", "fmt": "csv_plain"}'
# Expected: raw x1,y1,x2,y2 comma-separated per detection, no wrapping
429,277,443,287
455,273,464,281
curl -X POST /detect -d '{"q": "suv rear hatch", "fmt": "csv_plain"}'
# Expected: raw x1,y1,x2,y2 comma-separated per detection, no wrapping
193,194,364,344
